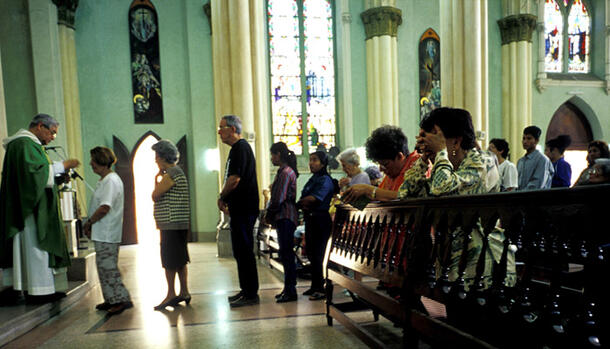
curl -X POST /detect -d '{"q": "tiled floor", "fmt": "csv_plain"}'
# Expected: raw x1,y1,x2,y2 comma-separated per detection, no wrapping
2,242,403,348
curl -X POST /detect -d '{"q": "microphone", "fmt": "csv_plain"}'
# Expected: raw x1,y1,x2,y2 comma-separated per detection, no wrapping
71,170,84,180
44,146,62,150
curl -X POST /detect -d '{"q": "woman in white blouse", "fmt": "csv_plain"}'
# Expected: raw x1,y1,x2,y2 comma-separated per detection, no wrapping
84,146,133,315
488,138,518,191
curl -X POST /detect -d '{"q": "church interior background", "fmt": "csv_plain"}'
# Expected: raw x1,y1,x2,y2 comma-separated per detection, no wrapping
0,0,609,347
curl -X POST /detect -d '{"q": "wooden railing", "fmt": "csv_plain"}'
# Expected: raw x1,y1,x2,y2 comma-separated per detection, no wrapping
325,184,609,348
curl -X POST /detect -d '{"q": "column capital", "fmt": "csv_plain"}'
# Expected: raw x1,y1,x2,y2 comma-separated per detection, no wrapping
52,0,79,29
360,6,402,40
497,14,537,45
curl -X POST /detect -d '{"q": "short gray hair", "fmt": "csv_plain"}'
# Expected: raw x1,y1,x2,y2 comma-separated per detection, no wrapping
595,158,610,176
152,139,180,164
337,148,360,166
29,114,59,129
222,114,242,135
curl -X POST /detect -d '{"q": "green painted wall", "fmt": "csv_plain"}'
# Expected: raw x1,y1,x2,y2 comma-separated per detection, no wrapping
396,0,439,144
75,0,217,240
0,0,37,133
347,0,369,148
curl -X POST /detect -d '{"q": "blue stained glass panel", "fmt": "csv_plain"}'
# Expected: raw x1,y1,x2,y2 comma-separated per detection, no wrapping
567,0,590,73
544,0,563,72
304,0,335,151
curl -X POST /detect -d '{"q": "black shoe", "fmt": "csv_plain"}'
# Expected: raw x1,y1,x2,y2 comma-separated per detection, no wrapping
229,295,260,308
96,302,112,310
108,301,134,315
177,294,192,305
308,291,325,301
275,291,285,299
227,291,244,303
276,293,297,303
302,288,315,296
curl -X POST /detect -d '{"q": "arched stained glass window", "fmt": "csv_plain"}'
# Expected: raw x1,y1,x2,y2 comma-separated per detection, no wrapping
268,0,336,155
544,0,591,74
567,0,590,73
544,0,563,72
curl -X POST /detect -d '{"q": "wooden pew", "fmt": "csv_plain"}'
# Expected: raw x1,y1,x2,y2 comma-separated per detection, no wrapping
324,184,609,348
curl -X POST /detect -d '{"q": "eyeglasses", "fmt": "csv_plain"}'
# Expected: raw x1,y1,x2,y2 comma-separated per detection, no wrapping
42,124,57,136
218,125,232,131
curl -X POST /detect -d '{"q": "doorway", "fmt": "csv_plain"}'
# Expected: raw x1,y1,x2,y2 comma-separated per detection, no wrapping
132,134,160,246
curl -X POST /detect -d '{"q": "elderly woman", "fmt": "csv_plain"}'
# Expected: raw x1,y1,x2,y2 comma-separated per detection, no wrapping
151,140,191,310
583,158,610,184
344,108,513,292
297,151,338,301
364,165,383,186
488,138,518,191
575,140,610,185
84,147,133,315
337,148,370,189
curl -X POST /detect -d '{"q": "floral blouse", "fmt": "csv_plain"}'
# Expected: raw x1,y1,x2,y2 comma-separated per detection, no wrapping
397,148,515,291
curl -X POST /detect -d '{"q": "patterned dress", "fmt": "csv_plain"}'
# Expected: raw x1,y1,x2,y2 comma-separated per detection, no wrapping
398,148,516,290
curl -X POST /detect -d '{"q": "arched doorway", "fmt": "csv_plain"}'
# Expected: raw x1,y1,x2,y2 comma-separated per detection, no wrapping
546,100,593,185
113,132,190,245
132,133,161,246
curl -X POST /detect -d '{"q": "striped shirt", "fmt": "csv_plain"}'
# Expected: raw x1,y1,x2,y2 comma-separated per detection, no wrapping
153,165,190,230
267,165,298,225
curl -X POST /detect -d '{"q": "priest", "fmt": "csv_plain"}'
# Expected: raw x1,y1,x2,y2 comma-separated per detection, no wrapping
1,114,80,303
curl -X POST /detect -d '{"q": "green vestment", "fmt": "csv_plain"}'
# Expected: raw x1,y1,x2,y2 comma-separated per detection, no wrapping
0,136,70,268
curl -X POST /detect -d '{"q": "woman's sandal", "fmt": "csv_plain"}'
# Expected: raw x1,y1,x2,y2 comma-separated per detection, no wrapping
154,297,179,310
177,294,191,305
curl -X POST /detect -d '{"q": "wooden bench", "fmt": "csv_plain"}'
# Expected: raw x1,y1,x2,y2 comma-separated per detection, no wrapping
324,184,609,348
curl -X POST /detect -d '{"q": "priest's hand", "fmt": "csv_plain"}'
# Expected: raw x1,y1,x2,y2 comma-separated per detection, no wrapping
63,159,80,170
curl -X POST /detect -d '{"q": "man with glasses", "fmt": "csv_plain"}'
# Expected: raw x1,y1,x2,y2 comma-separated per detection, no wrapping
217,115,261,308
1,114,80,304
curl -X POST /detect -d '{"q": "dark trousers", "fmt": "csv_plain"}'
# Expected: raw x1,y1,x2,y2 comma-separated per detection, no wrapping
276,219,297,295
304,211,332,291
229,213,259,297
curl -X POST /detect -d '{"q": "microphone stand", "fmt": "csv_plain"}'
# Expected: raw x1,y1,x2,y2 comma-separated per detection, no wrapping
47,147,96,194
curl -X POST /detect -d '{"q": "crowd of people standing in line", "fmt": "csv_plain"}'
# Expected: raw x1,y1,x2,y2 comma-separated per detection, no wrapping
2,111,609,316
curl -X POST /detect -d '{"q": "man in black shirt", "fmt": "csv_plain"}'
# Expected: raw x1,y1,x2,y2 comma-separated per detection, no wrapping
217,115,260,307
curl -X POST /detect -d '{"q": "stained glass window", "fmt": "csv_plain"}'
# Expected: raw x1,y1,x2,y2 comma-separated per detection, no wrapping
544,0,563,72
544,0,591,74
567,0,590,73
268,0,335,155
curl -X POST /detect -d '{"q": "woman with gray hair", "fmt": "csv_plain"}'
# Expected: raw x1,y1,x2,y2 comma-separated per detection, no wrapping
337,148,370,189
151,139,191,310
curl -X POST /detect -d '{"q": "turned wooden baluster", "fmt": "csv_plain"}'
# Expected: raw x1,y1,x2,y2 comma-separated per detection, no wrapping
370,215,387,268
354,214,371,263
375,215,392,269
346,214,362,259
365,215,380,266
436,215,454,295
382,216,399,270
452,225,472,301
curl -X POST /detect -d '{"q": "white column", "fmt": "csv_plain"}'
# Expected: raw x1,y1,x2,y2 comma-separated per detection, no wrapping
339,1,354,148
28,0,66,128
441,0,489,145
55,1,87,215
499,0,537,158
211,0,270,206
361,5,402,132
